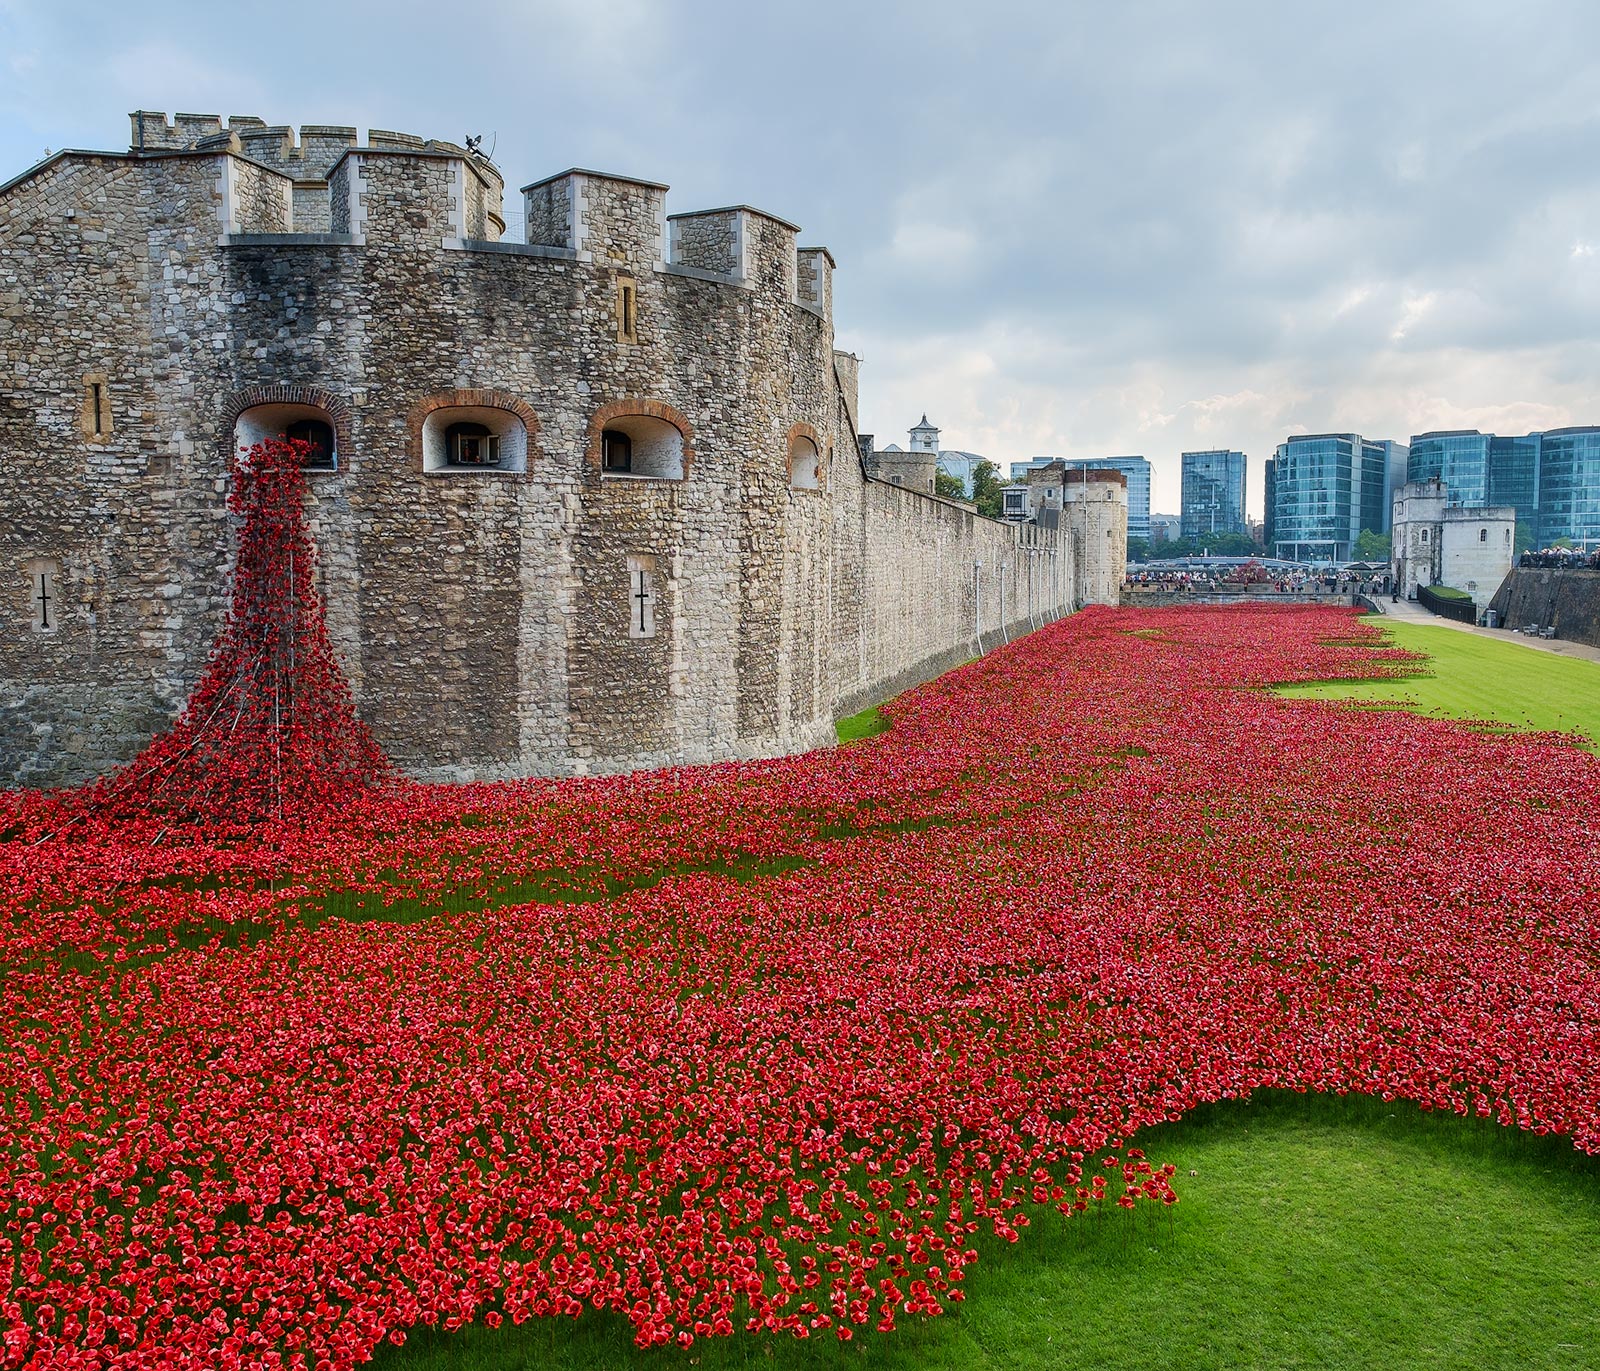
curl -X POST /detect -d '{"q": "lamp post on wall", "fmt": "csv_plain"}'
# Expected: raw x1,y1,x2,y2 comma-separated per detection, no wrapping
973,560,983,656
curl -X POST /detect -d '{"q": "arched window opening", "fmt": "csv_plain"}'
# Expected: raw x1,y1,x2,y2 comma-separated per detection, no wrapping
235,403,338,471
599,414,683,480
420,406,528,474
1479,527,1488,542
789,434,821,490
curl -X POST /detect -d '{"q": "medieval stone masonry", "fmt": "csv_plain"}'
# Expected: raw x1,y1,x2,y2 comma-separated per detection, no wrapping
0,113,1126,786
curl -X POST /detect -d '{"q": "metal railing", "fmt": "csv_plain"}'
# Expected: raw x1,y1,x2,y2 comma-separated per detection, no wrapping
1418,584,1478,624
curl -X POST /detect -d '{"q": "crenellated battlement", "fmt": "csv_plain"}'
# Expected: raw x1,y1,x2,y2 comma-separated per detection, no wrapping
129,112,496,185
520,170,816,300
10,115,826,304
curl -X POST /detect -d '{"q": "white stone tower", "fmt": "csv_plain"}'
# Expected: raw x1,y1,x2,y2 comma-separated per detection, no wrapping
909,414,940,454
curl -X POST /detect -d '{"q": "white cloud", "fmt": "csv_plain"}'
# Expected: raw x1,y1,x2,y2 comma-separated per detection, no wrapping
1390,291,1438,343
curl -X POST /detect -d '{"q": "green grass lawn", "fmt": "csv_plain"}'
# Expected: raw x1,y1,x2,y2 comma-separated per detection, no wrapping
1273,616,1600,751
834,704,890,743
376,1092,1600,1370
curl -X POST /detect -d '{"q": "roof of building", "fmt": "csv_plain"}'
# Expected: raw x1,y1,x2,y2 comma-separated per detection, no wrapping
666,204,803,232
520,167,671,193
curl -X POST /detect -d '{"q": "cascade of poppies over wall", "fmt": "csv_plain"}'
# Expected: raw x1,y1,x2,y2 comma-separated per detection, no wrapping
80,438,391,830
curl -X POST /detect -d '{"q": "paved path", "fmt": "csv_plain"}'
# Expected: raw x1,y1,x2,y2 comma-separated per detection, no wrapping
1368,596,1600,665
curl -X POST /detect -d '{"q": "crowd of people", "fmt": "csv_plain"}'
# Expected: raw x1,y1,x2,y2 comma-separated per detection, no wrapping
1125,568,1392,597
1518,547,1600,570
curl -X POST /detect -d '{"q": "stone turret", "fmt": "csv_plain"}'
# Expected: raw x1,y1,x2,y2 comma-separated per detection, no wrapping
1060,468,1128,606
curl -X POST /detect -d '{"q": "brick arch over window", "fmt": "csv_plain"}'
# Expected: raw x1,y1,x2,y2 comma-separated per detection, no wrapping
786,421,825,491
406,389,541,474
217,383,353,462
587,399,696,480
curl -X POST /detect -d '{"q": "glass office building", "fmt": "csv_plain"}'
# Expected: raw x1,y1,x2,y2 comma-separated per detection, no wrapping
1179,450,1247,538
1262,456,1276,549
1487,433,1541,549
1270,433,1395,563
1407,431,1492,507
1536,427,1600,549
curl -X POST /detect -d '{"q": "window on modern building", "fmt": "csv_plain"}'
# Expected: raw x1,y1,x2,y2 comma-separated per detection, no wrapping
616,275,638,344
420,405,529,474
236,403,338,471
598,413,684,480
789,434,821,490
285,418,336,469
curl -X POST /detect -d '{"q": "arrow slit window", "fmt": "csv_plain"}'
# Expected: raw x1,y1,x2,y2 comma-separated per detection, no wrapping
27,559,61,634
627,553,658,639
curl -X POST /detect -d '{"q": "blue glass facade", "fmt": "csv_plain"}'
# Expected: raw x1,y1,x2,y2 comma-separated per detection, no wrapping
1487,434,1541,550
1407,431,1491,507
1179,450,1247,538
1536,427,1600,549
1270,434,1394,563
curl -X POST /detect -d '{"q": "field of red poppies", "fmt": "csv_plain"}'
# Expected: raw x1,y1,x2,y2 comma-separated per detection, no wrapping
5,603,1598,1367
3,454,1599,1367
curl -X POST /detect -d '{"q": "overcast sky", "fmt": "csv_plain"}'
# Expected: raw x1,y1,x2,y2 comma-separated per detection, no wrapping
4,0,1598,515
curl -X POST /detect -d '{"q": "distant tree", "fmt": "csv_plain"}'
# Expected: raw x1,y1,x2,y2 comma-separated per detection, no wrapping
1353,529,1392,561
1157,532,1262,559
934,471,967,500
1126,536,1152,563
1553,536,1575,550
972,460,1004,519
1514,520,1537,555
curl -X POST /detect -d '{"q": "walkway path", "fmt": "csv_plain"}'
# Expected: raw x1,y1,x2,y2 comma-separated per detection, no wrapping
1369,596,1600,665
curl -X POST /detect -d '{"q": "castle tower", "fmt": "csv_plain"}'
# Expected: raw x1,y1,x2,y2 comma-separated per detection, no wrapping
1062,469,1129,607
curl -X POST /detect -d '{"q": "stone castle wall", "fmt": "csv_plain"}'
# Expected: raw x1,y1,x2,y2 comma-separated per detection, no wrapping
832,467,1073,717
1488,569,1600,645
1,114,1101,788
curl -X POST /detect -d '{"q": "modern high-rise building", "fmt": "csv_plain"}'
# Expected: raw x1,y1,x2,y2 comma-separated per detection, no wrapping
1379,440,1410,533
1536,427,1600,549
1487,433,1541,540
1408,431,1492,506
1179,450,1247,538
1405,427,1600,549
1262,456,1276,551
1269,434,1404,563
